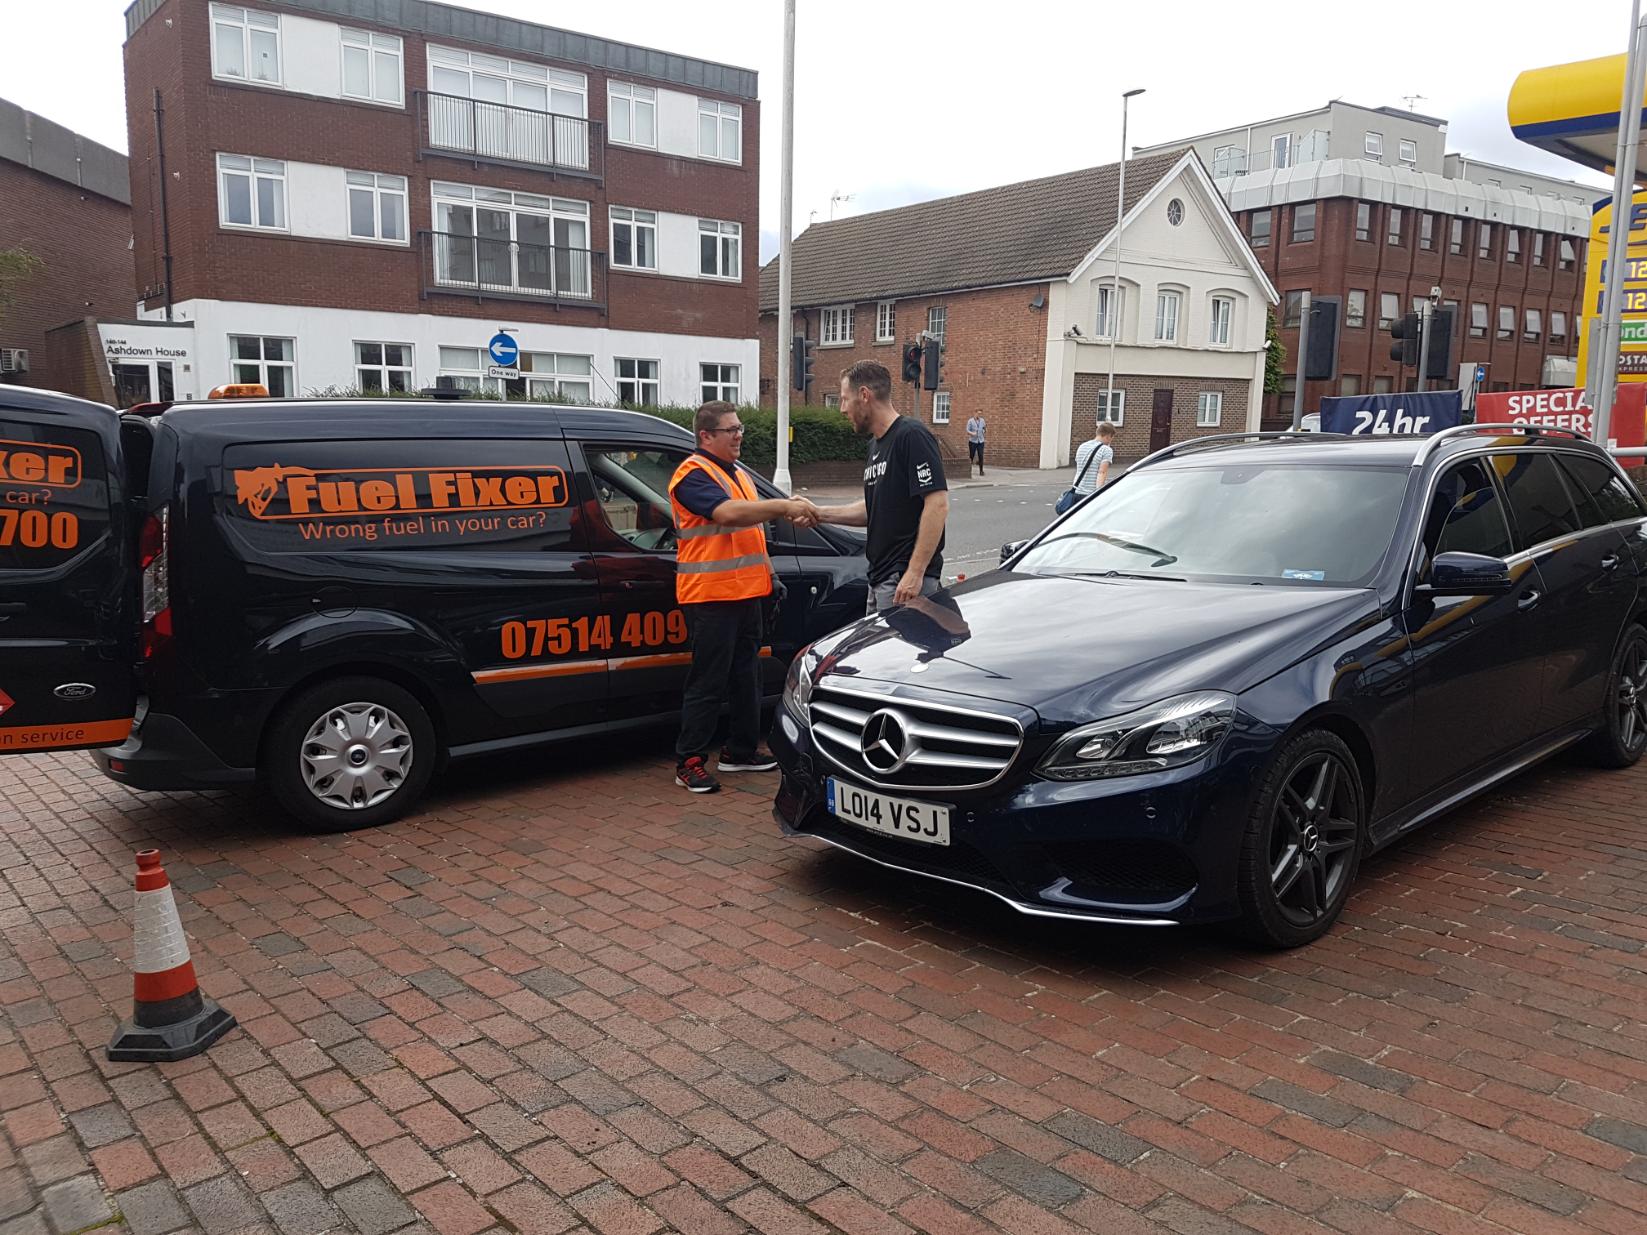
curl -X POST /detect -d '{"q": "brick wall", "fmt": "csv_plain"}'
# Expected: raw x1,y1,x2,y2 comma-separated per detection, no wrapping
1070,373,1251,462
42,319,120,404
761,282,1053,468
124,0,758,341
0,163,133,394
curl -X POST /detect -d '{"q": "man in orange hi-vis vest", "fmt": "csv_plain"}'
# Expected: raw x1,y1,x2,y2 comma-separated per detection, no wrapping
669,401,819,794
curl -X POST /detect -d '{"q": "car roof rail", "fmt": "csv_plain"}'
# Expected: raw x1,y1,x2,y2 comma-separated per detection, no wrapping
1410,422,1591,467
1130,430,1350,471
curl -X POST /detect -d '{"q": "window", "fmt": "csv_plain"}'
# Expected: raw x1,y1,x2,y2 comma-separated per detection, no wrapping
1378,292,1399,330
427,48,589,170
1095,285,1124,339
1420,213,1435,250
1524,308,1542,342
346,171,407,243
585,446,687,552
701,363,740,403
521,352,592,402
230,336,294,396
876,301,896,342
438,346,503,395
1209,296,1234,346
211,4,280,85
1212,144,1242,177
1478,223,1493,259
1498,305,1515,341
355,342,412,393
1154,290,1182,342
1250,209,1272,246
217,154,286,230
432,183,592,299
1496,452,1582,548
1280,375,1297,403
1347,290,1367,329
1399,139,1418,165
1365,131,1384,158
1285,290,1306,329
342,29,402,105
1272,133,1292,170
1559,456,1647,526
932,392,951,425
1339,375,1362,396
1196,392,1222,427
823,394,840,409
1560,239,1577,270
1292,202,1316,243
1425,460,1514,563
1533,233,1547,266
610,207,657,270
1450,217,1465,255
1372,375,1394,394
1470,303,1488,338
1552,311,1568,343
927,305,947,342
1095,389,1125,425
1166,199,1185,227
608,82,657,148
1355,202,1372,242
699,219,741,279
615,358,660,406
698,99,742,162
1506,229,1521,264
1387,208,1403,246
821,306,854,346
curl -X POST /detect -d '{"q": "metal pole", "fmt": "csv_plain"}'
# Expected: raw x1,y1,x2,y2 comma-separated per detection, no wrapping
1107,89,1143,427
772,0,796,493
1290,291,1311,429
153,89,173,322
1416,301,1433,394
1592,0,1647,449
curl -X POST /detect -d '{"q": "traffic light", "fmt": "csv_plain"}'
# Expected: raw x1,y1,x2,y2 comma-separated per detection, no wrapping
1424,308,1455,381
1389,312,1421,366
901,342,923,384
922,337,942,391
1304,296,1340,381
791,335,815,392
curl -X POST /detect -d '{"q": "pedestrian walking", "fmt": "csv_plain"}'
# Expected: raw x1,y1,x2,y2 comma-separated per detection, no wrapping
1074,421,1117,495
814,361,950,614
668,401,817,794
965,412,987,476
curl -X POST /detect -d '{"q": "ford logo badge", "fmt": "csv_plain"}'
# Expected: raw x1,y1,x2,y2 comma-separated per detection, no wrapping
54,683,97,701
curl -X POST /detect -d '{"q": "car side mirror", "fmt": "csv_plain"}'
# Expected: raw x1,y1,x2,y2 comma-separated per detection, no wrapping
1419,551,1513,597
1000,539,1028,564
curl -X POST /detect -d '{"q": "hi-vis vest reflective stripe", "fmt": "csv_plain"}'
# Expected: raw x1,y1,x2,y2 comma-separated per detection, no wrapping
668,454,773,605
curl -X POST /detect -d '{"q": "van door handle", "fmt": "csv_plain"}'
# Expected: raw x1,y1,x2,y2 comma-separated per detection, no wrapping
1518,589,1542,611
1601,555,1621,572
0,603,24,616
618,580,642,591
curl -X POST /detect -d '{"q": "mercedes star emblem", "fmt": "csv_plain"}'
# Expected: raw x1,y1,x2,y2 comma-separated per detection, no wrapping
859,709,911,774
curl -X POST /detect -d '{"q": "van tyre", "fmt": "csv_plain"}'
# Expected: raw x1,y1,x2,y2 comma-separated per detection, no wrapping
1584,624,1647,769
1236,729,1365,949
264,677,435,832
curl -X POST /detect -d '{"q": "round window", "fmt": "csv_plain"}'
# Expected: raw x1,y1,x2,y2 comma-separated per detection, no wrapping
1167,198,1185,226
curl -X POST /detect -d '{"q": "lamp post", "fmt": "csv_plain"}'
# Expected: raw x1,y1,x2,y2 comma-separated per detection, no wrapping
1105,88,1145,438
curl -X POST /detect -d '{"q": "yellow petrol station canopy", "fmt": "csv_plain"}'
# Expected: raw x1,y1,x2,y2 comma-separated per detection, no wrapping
1510,53,1646,175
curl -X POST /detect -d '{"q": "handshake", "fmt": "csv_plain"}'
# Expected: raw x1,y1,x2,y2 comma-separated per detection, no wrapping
778,497,824,529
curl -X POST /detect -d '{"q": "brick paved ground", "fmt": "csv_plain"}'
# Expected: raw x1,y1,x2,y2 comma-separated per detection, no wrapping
3,738,1647,1235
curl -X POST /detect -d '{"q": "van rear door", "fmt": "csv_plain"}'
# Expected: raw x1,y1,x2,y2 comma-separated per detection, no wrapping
0,386,137,753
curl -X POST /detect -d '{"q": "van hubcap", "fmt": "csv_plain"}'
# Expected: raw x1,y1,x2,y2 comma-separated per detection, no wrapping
300,702,413,811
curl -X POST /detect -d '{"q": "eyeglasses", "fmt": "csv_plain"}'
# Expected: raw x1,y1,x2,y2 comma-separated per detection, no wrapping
709,425,746,436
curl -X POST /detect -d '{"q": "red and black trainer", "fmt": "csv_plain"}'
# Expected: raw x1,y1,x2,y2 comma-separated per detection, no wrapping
675,756,720,793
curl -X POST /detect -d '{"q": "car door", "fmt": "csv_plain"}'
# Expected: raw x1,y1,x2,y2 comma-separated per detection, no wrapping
1494,449,1636,735
0,387,138,753
1396,455,1547,805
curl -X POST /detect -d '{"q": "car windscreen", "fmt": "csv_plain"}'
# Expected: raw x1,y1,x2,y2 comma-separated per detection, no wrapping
1016,461,1411,586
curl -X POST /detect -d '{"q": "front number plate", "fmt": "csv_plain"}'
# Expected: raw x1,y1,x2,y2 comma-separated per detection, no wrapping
826,777,951,846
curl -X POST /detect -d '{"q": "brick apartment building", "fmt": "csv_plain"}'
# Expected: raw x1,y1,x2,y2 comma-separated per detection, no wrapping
759,149,1277,469
0,99,134,397
102,0,758,407
1138,102,1593,424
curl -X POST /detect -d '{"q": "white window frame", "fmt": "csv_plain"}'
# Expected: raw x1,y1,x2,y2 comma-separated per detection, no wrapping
1096,284,1124,340
1197,391,1222,428
522,352,593,403
1506,229,1522,263
230,335,295,395
354,342,413,393
615,357,661,406
1399,139,1418,165
1271,133,1291,170
1378,293,1399,330
1525,308,1542,342
701,363,740,404
931,392,951,425
210,4,281,87
876,301,896,343
432,182,593,299
608,82,657,149
1470,303,1489,338
698,99,743,163
1347,290,1367,329
1498,305,1516,341
217,154,287,232
821,306,854,347
1208,296,1234,347
346,171,408,244
438,346,504,396
1095,389,1125,426
428,46,587,117
1364,131,1384,158
610,206,658,271
927,305,947,343
698,219,741,280
1552,311,1569,342
341,29,403,106
1154,289,1182,343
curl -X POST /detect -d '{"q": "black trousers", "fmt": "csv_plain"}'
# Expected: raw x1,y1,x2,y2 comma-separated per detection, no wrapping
676,598,763,761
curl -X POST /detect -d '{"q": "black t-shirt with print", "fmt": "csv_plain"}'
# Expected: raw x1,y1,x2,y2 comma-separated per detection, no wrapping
864,415,947,584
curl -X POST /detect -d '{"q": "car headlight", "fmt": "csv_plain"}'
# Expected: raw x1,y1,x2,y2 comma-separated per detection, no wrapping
783,644,817,724
1037,690,1236,781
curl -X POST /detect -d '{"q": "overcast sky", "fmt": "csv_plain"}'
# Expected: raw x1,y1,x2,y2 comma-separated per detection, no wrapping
2,0,1626,262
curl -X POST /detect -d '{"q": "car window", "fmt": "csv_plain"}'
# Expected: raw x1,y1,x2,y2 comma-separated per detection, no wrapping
583,446,684,554
1422,459,1513,563
1492,452,1583,550
1557,455,1646,527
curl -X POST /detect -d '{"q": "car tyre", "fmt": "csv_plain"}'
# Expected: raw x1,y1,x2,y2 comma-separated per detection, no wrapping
264,676,436,832
1583,624,1647,769
1236,729,1366,948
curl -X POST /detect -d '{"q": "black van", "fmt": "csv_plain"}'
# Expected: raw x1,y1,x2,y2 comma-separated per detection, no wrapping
0,386,868,829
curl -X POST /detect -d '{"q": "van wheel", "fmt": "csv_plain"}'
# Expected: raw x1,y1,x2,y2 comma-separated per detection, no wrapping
1235,729,1365,949
264,677,435,832
1583,625,1647,769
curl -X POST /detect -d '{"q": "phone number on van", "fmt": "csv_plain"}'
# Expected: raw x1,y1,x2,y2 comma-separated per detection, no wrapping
501,610,687,659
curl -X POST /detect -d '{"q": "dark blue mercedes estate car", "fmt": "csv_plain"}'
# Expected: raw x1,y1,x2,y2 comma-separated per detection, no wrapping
772,426,1647,947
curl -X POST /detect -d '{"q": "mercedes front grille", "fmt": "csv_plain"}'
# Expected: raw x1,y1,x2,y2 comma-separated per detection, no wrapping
808,681,1024,791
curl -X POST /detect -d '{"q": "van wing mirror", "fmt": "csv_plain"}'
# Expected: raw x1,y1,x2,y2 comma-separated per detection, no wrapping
1419,551,1514,596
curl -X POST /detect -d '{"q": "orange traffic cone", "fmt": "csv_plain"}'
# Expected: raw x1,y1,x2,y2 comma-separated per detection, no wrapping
107,850,236,1062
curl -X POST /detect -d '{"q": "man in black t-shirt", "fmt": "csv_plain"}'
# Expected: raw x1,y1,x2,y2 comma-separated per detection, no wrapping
813,360,950,613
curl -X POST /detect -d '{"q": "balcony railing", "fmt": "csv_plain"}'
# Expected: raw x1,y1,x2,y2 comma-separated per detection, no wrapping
1211,129,1332,178
418,91,603,181
421,230,606,309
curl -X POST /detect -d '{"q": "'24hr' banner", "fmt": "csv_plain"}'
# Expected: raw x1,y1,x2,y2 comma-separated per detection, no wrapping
1319,391,1465,436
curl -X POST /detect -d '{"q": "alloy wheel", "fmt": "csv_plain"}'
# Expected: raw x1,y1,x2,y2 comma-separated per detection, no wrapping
1618,638,1647,754
1268,752,1359,927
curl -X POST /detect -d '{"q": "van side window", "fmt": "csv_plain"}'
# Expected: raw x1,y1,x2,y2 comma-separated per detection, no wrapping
1492,452,1583,550
1422,459,1513,565
584,447,687,554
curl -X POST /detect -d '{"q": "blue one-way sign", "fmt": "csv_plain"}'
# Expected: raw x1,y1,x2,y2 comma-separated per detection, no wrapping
488,332,519,368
